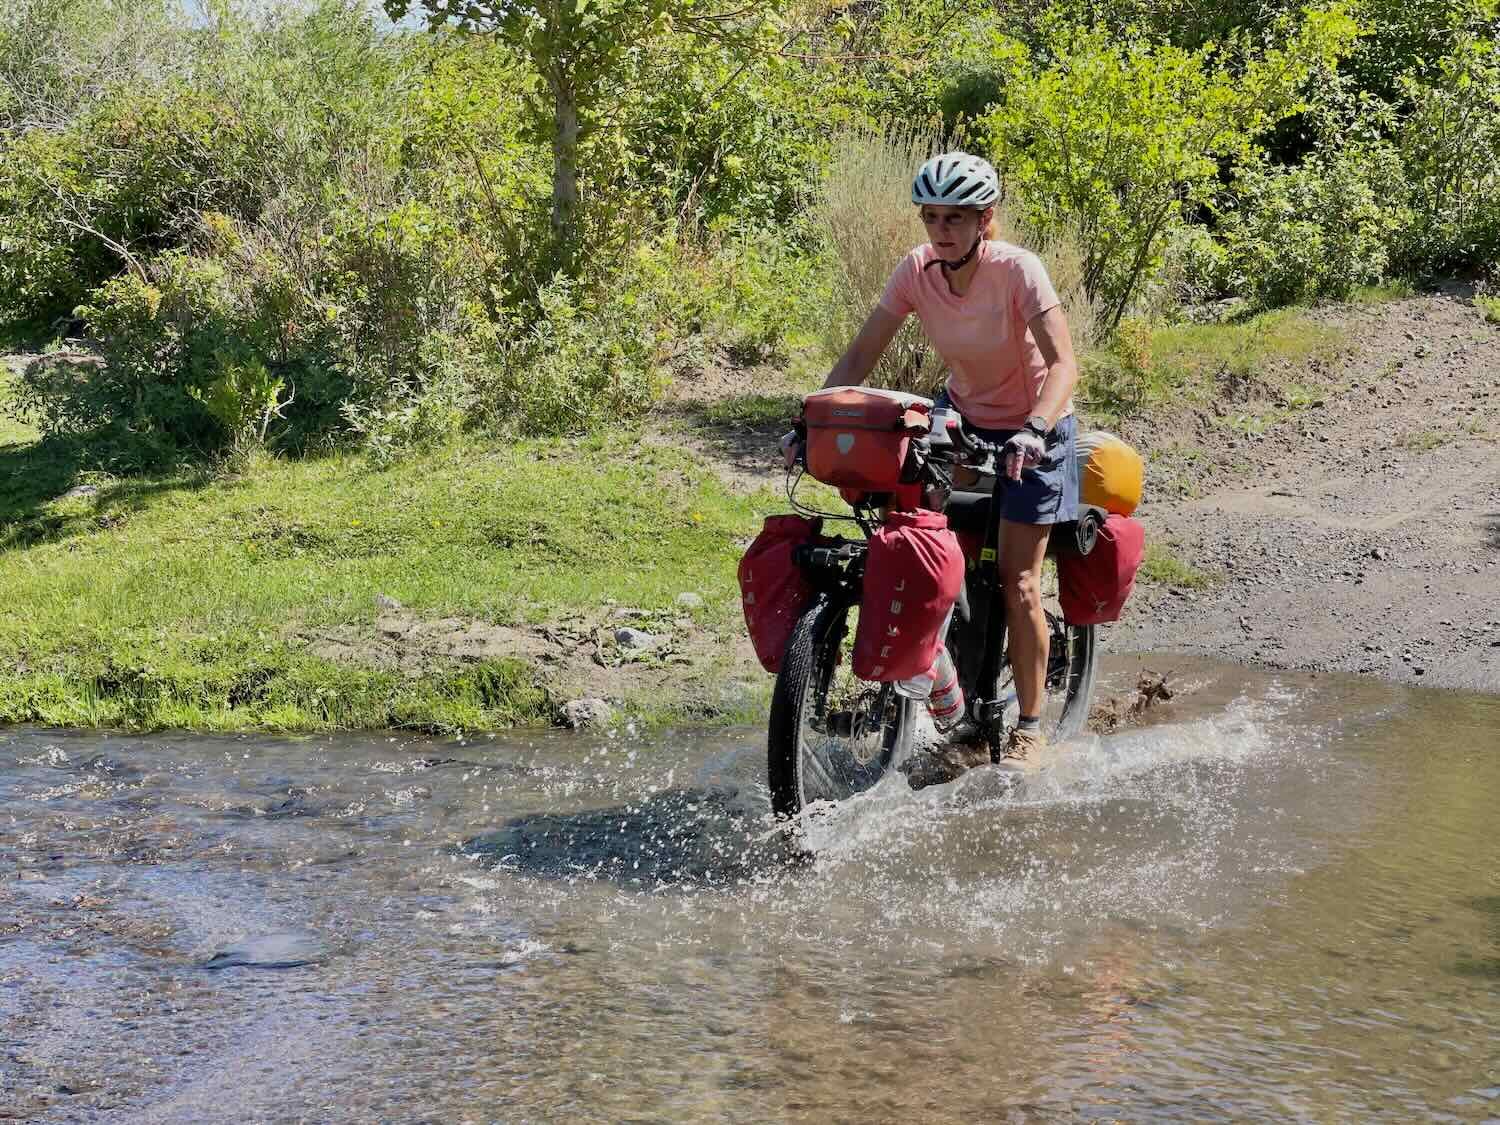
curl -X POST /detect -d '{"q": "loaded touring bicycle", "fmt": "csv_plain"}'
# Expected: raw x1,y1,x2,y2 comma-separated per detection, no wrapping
738,387,1145,822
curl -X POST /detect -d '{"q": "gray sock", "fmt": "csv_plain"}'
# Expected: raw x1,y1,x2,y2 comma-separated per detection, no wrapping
1017,714,1040,733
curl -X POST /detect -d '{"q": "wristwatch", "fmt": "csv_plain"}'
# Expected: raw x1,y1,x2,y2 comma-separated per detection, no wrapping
1023,414,1051,440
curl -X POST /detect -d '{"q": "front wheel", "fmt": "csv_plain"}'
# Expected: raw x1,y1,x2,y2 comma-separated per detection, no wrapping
767,597,915,821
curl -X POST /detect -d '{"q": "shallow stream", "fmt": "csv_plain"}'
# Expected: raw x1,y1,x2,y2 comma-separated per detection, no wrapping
3,658,1497,1122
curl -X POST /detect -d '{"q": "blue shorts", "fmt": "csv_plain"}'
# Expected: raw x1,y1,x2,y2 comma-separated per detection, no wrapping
936,393,1079,526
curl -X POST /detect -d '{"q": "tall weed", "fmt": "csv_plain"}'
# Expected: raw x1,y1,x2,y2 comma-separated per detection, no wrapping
816,130,947,395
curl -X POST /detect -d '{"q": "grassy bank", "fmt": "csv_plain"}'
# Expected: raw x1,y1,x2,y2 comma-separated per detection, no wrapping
0,384,781,730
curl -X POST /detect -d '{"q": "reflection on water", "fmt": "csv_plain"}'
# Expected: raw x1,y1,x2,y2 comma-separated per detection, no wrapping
1,659,1497,1122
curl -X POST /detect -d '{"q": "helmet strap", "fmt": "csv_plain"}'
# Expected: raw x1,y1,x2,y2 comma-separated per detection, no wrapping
923,233,983,273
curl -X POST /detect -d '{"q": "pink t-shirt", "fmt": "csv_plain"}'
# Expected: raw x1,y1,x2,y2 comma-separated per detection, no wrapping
878,240,1069,430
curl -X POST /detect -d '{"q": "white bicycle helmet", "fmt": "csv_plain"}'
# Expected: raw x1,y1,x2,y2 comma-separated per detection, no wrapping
911,152,1000,208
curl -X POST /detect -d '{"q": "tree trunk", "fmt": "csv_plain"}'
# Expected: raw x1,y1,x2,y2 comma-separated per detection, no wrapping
550,68,581,273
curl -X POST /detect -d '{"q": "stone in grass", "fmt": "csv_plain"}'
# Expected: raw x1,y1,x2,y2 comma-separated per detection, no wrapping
614,627,661,650
675,592,704,610
563,698,613,729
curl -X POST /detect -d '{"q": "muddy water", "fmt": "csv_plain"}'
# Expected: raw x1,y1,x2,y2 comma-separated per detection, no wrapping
2,660,1497,1124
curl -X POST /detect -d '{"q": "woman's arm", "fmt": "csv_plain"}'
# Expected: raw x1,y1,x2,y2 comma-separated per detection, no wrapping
1027,305,1079,428
821,305,905,389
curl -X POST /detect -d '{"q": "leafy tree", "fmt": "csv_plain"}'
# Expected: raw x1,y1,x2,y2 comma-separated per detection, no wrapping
387,0,778,272
980,7,1361,328
1395,28,1500,272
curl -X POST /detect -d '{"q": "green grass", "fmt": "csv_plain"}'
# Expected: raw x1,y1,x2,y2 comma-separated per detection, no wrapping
1138,542,1215,590
1400,428,1446,452
1080,308,1348,425
0,424,783,732
1475,294,1500,325
1352,280,1416,304
699,391,805,428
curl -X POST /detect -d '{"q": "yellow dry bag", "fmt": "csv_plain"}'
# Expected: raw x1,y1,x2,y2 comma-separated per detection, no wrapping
1076,431,1144,516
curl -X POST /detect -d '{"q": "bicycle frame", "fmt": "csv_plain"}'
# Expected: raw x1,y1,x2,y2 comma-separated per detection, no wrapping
792,467,1088,747
945,480,1010,735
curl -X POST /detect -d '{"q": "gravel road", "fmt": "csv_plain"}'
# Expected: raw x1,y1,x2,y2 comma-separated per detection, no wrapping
1108,291,1500,694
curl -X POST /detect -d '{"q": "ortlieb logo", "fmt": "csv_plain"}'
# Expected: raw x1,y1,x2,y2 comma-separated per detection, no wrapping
830,408,864,418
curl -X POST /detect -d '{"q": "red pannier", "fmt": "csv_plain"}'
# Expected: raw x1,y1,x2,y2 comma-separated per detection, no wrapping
739,515,824,673
1057,514,1146,625
853,509,964,682
802,387,931,493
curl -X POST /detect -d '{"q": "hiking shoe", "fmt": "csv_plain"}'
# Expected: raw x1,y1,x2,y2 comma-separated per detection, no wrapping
993,726,1046,768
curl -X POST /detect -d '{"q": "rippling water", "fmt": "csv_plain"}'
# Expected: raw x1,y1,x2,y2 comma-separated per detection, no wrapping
2,658,1497,1122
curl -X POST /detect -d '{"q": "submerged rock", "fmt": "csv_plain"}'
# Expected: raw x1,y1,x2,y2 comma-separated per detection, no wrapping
202,931,330,971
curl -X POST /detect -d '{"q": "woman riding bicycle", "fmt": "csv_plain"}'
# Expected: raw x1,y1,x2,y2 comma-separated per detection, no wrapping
819,152,1081,767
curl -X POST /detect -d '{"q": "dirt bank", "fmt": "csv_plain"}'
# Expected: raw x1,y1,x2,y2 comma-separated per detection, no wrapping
1107,291,1500,694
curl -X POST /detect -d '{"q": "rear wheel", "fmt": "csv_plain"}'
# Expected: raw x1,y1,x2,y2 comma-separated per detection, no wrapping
984,610,1094,739
1042,615,1096,739
767,597,915,820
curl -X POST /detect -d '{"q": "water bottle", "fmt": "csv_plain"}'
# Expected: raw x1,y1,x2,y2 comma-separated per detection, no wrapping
893,646,965,730
891,608,966,731
924,648,965,731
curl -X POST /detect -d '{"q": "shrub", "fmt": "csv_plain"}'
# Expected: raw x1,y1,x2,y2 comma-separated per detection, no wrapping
980,10,1360,328
25,255,240,460
668,229,828,364
624,48,838,232
0,0,184,131
474,257,670,437
1216,141,1410,308
0,79,268,328
20,188,493,462
1394,33,1500,276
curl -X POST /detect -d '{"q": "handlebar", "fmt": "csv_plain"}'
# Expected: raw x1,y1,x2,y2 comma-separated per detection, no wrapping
914,422,998,476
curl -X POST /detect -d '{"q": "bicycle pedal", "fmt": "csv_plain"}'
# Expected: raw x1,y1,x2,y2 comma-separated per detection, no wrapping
974,699,1007,725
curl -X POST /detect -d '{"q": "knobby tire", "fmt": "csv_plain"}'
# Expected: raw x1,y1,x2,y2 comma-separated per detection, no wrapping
767,598,913,821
